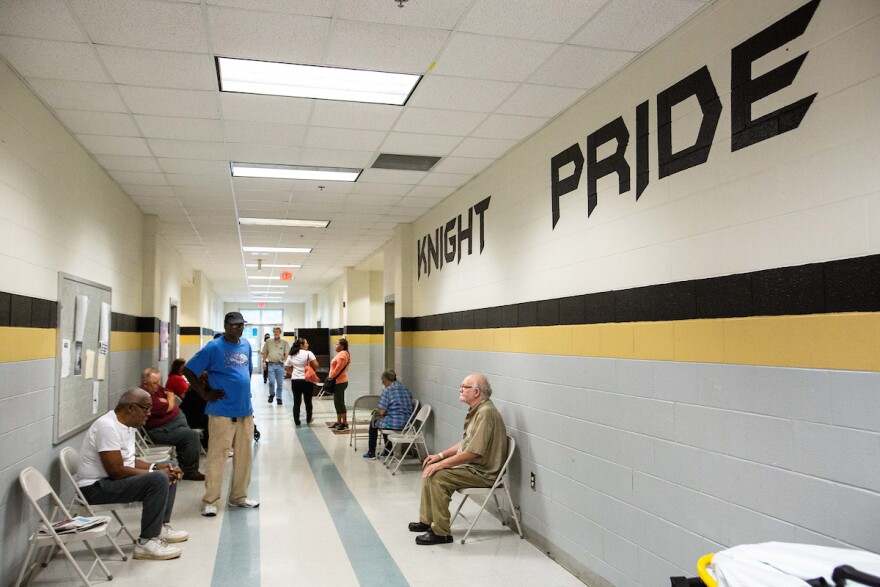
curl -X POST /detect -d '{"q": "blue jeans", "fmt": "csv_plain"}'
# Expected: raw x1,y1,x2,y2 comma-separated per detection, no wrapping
146,411,200,473
267,363,285,399
81,471,177,539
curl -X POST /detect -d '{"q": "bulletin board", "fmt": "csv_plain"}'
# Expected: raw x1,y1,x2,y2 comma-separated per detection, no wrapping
54,273,112,444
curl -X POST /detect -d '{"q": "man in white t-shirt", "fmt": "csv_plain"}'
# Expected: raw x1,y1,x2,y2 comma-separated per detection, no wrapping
78,388,188,560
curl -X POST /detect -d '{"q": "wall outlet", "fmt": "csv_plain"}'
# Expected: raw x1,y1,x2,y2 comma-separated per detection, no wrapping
530,471,536,490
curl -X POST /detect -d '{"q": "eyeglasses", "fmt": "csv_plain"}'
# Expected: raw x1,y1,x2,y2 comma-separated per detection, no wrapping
131,403,152,414
459,385,479,391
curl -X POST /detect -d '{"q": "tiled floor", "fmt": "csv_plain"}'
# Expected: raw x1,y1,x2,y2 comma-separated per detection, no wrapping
25,377,585,586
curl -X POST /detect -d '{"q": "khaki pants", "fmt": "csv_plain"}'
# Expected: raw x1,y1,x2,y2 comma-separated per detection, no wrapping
203,415,254,506
418,468,491,536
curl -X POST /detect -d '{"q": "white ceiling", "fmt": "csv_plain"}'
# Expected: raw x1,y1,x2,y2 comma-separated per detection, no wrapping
0,0,710,302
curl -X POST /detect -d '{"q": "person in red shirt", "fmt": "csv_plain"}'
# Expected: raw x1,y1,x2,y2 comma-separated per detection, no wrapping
142,368,204,481
165,358,189,398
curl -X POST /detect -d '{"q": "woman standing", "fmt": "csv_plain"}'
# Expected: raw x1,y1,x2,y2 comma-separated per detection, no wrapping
327,338,351,431
284,338,319,426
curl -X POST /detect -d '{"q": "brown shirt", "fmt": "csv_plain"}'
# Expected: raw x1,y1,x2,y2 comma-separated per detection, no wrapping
456,398,508,482
261,337,290,363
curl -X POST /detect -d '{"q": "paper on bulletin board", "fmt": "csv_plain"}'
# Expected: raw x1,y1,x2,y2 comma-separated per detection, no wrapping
74,294,89,375
96,354,106,381
98,302,110,355
61,339,71,378
84,349,95,380
92,382,99,414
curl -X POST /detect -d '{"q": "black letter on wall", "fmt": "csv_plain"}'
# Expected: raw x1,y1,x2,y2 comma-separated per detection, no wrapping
417,237,427,280
444,218,457,264
730,0,819,152
473,196,491,253
550,144,584,229
657,66,722,178
636,100,650,200
457,208,473,263
586,116,630,217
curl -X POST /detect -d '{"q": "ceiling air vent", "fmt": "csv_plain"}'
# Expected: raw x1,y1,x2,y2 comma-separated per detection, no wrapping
371,153,441,172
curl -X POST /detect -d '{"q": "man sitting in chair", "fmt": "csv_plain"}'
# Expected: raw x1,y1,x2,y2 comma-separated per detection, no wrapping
408,373,508,545
363,369,413,460
77,387,188,560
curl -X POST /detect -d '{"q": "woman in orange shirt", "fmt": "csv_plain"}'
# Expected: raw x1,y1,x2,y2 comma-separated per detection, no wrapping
327,338,351,431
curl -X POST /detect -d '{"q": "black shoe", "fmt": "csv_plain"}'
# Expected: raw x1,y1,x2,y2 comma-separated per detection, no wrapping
408,522,430,533
415,530,453,545
306,415,313,424
294,420,301,426
276,399,283,405
268,395,274,403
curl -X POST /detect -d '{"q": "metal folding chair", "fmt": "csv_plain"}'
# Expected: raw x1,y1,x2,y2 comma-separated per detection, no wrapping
59,447,137,561
349,394,380,451
381,398,420,465
15,467,112,587
450,435,524,544
385,403,431,475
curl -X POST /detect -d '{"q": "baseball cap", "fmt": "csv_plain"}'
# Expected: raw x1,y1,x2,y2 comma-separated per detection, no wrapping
224,311,245,325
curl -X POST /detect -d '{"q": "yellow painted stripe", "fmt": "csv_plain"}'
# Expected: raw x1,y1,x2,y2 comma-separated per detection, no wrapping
0,327,56,362
110,331,159,352
347,333,384,345
402,313,880,372
180,334,202,345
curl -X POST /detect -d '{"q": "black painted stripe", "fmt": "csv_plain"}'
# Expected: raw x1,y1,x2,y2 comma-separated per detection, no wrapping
0,292,57,329
344,325,383,335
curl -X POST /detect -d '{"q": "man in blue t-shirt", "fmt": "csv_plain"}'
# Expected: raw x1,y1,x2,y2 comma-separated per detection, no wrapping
183,312,259,517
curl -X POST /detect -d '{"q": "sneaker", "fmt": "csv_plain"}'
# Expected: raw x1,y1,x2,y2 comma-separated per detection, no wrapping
267,394,274,403
377,449,390,459
362,451,376,460
276,399,283,405
201,504,217,517
334,424,349,431
159,523,188,543
228,498,260,508
306,415,313,424
133,537,181,560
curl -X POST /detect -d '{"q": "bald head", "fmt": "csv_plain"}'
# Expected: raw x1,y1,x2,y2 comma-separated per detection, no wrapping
116,387,150,411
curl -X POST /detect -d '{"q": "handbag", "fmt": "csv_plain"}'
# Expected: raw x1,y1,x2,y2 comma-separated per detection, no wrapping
304,361,320,384
322,377,336,394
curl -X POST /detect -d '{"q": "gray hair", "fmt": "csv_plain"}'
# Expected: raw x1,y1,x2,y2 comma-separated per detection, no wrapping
471,374,492,398
115,387,149,411
381,369,397,383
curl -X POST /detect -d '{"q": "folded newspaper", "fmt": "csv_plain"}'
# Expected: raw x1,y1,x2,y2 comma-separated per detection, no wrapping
40,515,110,535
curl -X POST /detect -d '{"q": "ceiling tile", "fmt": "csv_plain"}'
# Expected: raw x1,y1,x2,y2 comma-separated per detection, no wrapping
471,113,549,141
207,0,333,17
379,132,462,157
419,172,473,188
226,143,301,165
166,174,231,189
220,93,313,124
305,127,387,151
234,189,291,202
529,45,636,89
208,6,330,64
495,83,585,117
224,120,307,146
108,170,168,186
431,157,494,175
310,101,402,131
570,0,706,52
392,108,486,136
96,46,217,90
345,194,400,206
157,158,229,175
0,37,107,82
407,185,454,198
357,168,426,185
135,115,224,141
457,0,605,42
334,0,472,29
324,20,447,74
119,86,220,118
449,136,518,159
54,110,140,136
407,76,517,112
0,0,87,42
26,79,126,112
297,148,374,169
397,194,444,208
95,154,162,172
69,0,208,52
432,33,558,82
349,182,412,196
122,184,176,198
147,139,227,159
76,134,151,156
173,184,233,199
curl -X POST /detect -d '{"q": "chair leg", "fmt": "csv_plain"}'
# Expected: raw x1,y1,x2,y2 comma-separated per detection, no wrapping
502,484,524,538
450,493,468,524
390,438,418,475
14,540,38,587
112,509,137,544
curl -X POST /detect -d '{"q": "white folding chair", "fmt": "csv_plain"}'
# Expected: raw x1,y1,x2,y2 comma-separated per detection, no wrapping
349,394,380,451
381,398,419,465
385,404,431,475
15,467,113,587
59,447,138,561
135,428,173,463
450,435,524,544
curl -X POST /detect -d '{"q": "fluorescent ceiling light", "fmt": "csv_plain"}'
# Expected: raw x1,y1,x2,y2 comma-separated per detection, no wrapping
242,246,312,254
247,276,282,280
232,162,360,182
248,285,288,289
239,217,330,228
246,264,301,269
217,57,421,106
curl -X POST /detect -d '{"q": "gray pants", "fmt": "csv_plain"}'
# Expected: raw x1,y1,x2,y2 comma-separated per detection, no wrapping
81,472,176,539
146,411,201,473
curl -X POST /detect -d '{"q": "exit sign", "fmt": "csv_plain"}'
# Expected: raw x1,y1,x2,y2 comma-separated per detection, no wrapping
281,271,292,281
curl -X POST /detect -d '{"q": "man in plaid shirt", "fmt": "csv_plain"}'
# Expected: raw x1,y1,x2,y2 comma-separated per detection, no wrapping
363,369,414,460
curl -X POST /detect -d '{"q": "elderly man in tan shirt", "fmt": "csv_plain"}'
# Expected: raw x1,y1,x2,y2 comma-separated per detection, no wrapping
261,326,290,405
409,373,508,545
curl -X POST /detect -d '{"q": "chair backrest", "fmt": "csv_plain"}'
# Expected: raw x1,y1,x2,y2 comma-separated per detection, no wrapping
411,403,431,432
60,446,80,478
20,467,74,525
491,435,516,490
401,398,420,432
353,394,380,410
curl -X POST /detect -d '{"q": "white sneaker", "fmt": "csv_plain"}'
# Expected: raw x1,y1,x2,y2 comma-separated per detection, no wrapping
228,497,260,508
159,523,188,543
133,537,181,560
201,504,217,517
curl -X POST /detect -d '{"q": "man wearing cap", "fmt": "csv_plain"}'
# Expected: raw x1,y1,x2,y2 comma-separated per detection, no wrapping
183,312,260,517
